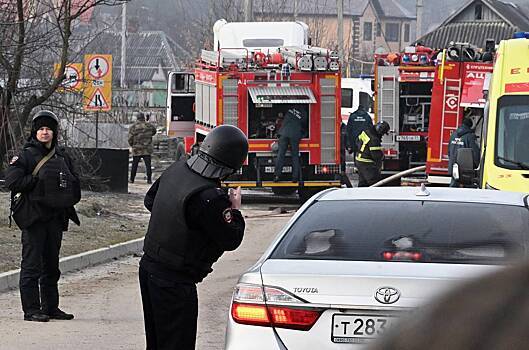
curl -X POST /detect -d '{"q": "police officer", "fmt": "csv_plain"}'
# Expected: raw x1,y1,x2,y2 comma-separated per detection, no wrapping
274,107,305,182
355,121,390,187
5,110,79,322
139,125,248,349
128,111,157,184
346,104,373,155
448,117,480,187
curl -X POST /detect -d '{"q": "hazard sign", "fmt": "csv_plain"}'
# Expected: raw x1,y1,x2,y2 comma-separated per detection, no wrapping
85,88,109,110
84,54,112,111
54,63,83,92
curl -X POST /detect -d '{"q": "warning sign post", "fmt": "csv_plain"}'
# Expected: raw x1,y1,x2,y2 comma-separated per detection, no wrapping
83,54,112,111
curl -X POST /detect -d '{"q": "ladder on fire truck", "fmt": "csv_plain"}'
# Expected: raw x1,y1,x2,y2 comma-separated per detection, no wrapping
379,74,397,149
440,78,462,161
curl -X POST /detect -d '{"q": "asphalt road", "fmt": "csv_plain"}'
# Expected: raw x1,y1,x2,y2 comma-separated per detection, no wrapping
0,204,295,350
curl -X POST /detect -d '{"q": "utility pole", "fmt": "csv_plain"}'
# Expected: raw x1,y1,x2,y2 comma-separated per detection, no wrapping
244,0,253,22
416,0,423,40
120,2,127,88
293,0,298,21
337,0,344,74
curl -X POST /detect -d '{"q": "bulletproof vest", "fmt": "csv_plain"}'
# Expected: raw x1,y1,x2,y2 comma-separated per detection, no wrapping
143,160,217,274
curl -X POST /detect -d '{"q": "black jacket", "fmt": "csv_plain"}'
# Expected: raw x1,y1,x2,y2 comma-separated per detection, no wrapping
347,108,373,151
356,126,384,167
5,139,80,230
448,124,480,175
141,159,245,283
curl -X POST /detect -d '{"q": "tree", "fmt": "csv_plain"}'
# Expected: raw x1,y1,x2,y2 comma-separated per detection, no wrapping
0,0,126,171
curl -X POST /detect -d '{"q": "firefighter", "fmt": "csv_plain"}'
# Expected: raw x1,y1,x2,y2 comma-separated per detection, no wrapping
448,117,480,187
139,125,248,350
128,111,157,184
355,121,390,187
273,107,305,182
346,104,373,156
5,110,80,322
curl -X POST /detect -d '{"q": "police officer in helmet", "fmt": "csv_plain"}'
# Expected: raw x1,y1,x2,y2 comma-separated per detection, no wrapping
356,121,390,187
5,110,80,322
140,125,249,349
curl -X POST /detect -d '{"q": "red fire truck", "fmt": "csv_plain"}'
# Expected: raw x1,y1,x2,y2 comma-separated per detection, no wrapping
190,20,343,195
425,43,494,185
373,45,437,176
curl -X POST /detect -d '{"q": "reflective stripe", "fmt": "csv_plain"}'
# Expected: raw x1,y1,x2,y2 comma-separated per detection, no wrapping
355,155,374,163
358,131,370,153
370,146,383,150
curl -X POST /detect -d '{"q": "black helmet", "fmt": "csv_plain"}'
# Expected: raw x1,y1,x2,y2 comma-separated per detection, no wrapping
375,121,390,136
187,125,249,179
31,110,59,143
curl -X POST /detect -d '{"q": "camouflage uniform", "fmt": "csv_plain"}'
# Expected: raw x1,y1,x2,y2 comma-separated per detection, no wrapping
128,119,157,183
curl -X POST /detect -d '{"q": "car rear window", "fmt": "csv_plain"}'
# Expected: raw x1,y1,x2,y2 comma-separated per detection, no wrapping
270,200,529,264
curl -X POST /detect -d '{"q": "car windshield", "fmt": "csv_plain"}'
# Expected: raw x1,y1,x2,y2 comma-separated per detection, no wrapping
270,200,529,264
495,95,529,170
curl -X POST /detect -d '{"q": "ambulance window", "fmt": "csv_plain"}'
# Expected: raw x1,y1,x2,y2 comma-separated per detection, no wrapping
495,95,529,169
341,88,353,108
243,39,284,47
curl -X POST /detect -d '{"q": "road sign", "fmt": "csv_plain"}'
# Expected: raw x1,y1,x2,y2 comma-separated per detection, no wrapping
84,54,112,111
85,88,109,110
55,63,83,92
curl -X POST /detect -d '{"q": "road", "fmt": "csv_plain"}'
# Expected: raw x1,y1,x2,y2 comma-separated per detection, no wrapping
0,204,295,350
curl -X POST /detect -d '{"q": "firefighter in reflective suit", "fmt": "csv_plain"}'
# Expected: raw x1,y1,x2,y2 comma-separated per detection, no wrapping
139,125,249,349
355,121,390,187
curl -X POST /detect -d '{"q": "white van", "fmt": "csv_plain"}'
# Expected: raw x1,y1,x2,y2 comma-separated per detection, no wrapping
341,77,374,124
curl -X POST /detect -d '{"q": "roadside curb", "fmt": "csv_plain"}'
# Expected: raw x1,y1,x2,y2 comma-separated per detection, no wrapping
0,237,144,293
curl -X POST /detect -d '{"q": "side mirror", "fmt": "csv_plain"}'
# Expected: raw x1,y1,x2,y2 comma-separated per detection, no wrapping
455,148,475,185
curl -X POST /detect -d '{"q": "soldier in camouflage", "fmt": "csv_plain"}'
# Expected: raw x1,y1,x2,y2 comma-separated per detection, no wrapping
128,111,157,184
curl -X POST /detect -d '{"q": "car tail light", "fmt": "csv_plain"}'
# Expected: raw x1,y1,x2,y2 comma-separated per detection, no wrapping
383,251,422,262
231,283,323,331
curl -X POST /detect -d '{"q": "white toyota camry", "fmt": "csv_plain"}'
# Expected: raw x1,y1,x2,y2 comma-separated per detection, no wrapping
225,187,529,349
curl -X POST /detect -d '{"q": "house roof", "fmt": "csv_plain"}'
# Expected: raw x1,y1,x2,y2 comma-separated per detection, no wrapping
417,21,516,49
82,31,180,86
254,0,414,19
438,0,529,30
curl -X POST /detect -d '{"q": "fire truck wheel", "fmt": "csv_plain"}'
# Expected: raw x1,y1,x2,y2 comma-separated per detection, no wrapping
297,187,327,203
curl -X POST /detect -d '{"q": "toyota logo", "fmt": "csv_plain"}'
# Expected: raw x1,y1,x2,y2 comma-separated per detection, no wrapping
374,287,401,304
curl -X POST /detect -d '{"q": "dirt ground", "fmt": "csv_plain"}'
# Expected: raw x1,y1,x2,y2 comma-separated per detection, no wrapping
0,182,152,273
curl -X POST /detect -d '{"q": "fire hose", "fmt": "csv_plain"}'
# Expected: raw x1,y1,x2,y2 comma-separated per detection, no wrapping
369,165,427,187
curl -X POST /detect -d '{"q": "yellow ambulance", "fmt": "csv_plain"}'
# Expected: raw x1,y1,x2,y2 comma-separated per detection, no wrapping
478,33,529,192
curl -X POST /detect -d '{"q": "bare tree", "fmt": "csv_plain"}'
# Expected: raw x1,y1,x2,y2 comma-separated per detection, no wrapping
0,0,127,171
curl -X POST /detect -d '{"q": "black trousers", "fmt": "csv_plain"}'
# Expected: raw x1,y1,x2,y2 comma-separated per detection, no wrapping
356,162,381,187
274,135,301,181
19,218,63,316
139,266,198,350
131,155,152,182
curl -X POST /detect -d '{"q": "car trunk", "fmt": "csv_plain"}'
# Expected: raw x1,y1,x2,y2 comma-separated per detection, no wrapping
260,259,500,348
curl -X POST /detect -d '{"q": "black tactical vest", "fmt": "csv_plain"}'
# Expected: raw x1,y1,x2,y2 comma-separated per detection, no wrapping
143,160,217,274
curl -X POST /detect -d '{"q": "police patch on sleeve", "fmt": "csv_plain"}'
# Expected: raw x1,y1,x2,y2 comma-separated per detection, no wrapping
9,156,18,165
222,208,233,223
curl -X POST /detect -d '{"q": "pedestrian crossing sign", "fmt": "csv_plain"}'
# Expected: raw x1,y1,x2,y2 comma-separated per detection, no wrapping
85,88,109,110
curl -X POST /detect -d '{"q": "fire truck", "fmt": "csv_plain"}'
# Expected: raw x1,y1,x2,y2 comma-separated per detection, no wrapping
374,45,437,176
190,20,343,195
425,43,494,185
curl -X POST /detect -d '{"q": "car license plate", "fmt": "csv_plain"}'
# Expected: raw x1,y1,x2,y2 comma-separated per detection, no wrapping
331,314,398,343
264,166,292,173
396,135,421,141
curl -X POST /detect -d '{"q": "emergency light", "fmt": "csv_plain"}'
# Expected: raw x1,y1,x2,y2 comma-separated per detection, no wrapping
402,55,410,63
512,32,529,39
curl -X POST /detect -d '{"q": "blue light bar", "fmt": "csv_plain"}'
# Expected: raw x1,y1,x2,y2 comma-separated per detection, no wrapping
512,31,529,39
